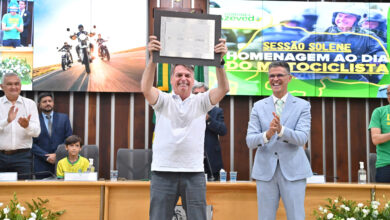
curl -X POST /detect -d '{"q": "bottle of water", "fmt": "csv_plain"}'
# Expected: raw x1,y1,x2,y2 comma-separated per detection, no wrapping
358,161,367,184
87,158,95,172
219,169,227,182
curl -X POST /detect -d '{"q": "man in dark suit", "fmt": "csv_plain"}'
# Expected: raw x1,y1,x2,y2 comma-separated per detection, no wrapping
193,83,227,181
32,92,72,179
246,61,312,219
18,0,31,46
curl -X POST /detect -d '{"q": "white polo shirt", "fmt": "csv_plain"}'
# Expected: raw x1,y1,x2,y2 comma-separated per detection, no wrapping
151,90,214,172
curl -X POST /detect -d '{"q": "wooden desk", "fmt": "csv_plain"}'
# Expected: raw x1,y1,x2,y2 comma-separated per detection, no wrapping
0,181,104,220
0,46,34,89
105,181,375,220
206,182,257,219
0,181,377,220
104,181,258,220
104,181,150,220
0,46,33,72
373,184,390,207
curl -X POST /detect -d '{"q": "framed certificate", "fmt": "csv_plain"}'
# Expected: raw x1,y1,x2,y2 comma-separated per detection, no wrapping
153,10,222,66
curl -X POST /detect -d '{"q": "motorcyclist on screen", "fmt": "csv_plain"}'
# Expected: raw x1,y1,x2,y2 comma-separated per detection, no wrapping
360,10,387,42
297,6,386,83
96,34,106,57
70,24,95,62
58,42,73,63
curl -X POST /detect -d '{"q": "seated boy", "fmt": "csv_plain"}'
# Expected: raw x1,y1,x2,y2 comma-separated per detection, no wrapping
56,135,89,178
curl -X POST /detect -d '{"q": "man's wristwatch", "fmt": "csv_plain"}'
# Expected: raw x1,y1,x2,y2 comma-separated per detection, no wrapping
219,59,225,68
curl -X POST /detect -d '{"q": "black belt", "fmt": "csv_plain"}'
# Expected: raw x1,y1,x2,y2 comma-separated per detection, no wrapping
0,148,30,155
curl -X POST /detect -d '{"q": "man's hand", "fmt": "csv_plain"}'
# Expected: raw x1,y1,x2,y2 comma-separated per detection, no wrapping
147,35,161,61
272,112,282,133
266,112,282,140
266,118,278,140
7,105,18,123
18,114,31,128
214,38,227,60
45,153,56,164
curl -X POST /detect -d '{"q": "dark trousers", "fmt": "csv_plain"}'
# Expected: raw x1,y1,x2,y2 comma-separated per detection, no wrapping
21,35,28,46
376,165,390,183
3,39,21,48
0,150,32,180
150,171,207,220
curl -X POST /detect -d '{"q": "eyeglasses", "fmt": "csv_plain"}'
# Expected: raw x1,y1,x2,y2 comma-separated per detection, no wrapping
269,74,289,79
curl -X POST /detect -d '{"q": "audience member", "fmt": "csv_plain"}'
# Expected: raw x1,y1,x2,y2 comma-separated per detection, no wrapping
0,72,40,179
56,135,89,179
141,35,229,220
192,82,227,181
369,85,390,183
32,92,72,179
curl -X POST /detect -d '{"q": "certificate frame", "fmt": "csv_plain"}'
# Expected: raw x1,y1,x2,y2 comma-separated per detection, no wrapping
153,10,222,66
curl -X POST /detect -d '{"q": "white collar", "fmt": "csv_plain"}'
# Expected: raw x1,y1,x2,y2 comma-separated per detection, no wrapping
272,93,288,104
171,90,194,101
2,95,22,104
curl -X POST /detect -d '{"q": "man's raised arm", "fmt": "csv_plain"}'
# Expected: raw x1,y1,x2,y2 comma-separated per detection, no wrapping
209,38,229,105
141,36,161,105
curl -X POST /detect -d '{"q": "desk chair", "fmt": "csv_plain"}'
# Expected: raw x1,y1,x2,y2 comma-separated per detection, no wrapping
369,153,377,183
54,144,67,176
81,145,99,171
117,149,152,180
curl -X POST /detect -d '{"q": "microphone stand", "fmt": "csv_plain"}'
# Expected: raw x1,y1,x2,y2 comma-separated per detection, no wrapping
204,151,215,181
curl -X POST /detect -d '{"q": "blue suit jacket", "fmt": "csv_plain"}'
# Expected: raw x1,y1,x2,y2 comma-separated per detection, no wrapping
32,112,72,178
246,94,312,181
204,107,227,175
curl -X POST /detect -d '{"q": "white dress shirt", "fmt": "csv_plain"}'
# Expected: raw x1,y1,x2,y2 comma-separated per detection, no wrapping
0,96,41,150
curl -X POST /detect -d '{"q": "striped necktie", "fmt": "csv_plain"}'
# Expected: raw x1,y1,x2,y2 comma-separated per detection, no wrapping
275,99,284,117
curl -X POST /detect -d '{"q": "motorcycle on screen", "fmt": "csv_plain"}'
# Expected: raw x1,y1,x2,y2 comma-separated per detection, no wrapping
67,26,95,74
57,46,73,71
98,40,110,61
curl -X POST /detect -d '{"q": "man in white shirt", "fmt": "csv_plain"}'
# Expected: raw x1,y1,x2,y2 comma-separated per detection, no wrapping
0,72,40,179
141,35,229,220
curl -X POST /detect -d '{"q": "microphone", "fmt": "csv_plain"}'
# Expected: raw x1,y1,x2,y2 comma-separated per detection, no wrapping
18,170,57,180
324,175,339,180
33,170,57,179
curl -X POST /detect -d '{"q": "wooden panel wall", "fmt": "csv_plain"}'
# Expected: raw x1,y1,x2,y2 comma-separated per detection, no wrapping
12,0,385,181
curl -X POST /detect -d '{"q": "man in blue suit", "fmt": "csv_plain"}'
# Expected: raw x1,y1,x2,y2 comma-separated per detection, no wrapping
193,83,227,180
246,61,312,220
32,92,72,179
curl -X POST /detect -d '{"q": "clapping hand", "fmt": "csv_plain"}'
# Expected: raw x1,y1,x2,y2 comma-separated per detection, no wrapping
18,115,31,128
266,112,282,140
7,105,18,123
